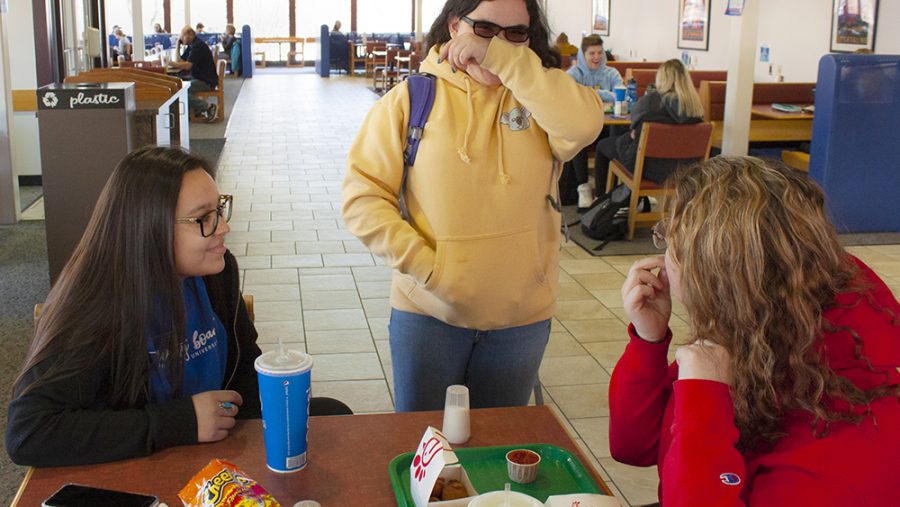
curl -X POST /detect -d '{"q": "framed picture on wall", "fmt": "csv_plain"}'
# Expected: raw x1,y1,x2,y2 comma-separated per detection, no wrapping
830,0,879,52
592,0,610,36
677,0,711,51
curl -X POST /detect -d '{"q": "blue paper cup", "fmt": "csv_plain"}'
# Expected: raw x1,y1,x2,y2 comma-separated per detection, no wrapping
614,86,627,101
255,348,313,473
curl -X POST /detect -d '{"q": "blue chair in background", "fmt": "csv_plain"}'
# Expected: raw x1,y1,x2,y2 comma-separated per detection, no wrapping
809,54,900,232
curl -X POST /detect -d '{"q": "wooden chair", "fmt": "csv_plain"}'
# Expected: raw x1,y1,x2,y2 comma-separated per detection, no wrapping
373,48,399,92
35,294,255,325
195,59,226,122
606,122,713,239
252,38,266,67
782,150,810,172
390,50,414,88
242,294,255,323
364,41,386,78
348,40,365,75
287,38,305,67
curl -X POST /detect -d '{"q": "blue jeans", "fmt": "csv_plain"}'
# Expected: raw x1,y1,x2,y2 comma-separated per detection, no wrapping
188,79,213,115
389,309,551,412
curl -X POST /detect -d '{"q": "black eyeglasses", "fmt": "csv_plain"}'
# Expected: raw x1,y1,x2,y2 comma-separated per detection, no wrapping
652,220,667,250
175,194,233,237
460,16,530,43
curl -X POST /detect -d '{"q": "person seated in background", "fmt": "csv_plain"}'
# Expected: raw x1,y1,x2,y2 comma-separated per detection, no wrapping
563,34,622,208
222,24,237,55
115,28,132,62
567,34,622,104
109,25,122,61
196,22,206,33
329,20,349,73
554,32,578,70
593,59,703,204
171,26,219,122
5,147,352,468
153,22,166,34
610,156,900,506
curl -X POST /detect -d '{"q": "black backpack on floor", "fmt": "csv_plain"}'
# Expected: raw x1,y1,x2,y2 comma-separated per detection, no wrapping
580,184,631,248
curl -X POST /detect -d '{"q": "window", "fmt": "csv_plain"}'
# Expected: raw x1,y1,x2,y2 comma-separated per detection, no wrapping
190,0,227,33
358,0,412,34
297,0,350,37
421,0,445,36
234,0,290,62
143,0,165,33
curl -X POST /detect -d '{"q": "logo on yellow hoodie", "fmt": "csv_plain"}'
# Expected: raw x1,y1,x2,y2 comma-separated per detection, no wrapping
500,106,532,131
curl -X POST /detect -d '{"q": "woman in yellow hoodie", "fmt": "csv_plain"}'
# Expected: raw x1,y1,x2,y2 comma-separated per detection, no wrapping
342,0,605,411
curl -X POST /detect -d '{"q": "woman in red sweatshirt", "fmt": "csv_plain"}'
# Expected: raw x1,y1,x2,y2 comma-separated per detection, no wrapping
609,156,900,506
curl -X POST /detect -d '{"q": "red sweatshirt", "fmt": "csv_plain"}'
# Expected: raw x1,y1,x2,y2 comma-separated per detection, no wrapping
608,258,900,506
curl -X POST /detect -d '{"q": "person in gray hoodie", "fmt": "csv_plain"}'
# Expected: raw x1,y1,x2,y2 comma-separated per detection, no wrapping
567,34,623,103
564,34,623,207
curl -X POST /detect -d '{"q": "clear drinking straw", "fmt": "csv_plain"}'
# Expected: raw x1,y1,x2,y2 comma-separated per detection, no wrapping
277,336,287,362
504,483,511,506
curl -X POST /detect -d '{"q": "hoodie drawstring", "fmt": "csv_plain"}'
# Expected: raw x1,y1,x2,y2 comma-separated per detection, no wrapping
457,77,473,164
496,87,511,184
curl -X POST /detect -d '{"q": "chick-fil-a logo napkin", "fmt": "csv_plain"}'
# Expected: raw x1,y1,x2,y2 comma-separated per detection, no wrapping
410,426,458,507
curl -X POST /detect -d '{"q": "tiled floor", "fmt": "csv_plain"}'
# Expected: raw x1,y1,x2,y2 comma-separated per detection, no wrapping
167,73,900,505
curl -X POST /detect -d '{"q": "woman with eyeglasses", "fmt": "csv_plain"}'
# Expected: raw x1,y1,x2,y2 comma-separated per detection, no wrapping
6,147,257,466
343,0,604,412
610,157,900,505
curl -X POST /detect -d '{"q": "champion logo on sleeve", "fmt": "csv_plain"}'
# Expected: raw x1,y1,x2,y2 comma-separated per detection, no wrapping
719,473,742,486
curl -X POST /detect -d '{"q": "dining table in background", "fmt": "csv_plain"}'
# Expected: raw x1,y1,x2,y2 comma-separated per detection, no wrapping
750,104,814,120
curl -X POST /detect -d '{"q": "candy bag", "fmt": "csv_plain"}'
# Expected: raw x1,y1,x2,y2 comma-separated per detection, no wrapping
179,458,281,507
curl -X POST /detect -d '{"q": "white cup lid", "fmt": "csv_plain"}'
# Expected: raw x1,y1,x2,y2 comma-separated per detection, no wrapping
255,348,313,375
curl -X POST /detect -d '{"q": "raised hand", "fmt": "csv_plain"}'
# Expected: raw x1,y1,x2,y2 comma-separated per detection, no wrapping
191,390,243,442
438,33,491,74
621,256,672,342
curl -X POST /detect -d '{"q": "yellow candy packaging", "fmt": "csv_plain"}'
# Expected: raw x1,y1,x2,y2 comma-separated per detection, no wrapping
179,458,281,507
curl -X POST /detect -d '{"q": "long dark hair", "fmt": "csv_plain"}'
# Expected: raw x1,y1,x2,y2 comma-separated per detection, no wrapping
425,0,561,69
14,147,214,408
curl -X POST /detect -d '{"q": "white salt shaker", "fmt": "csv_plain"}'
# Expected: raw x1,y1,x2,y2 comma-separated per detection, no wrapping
442,384,470,444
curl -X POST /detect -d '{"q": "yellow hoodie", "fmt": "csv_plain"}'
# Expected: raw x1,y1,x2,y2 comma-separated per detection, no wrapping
343,38,604,330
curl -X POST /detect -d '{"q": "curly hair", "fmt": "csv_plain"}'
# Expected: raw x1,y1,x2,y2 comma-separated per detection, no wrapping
425,0,561,69
663,156,899,451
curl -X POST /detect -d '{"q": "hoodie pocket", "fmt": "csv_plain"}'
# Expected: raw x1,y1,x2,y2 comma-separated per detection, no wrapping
408,228,552,327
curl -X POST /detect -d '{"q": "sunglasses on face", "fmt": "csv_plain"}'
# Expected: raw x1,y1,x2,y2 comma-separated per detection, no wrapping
460,16,530,43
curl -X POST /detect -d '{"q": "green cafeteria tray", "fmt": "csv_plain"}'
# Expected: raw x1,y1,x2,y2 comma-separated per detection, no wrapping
388,443,604,506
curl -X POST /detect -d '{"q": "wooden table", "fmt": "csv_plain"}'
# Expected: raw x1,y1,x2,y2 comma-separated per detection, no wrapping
710,105,814,148
254,37,306,63
604,113,631,126
751,104,814,120
12,406,611,506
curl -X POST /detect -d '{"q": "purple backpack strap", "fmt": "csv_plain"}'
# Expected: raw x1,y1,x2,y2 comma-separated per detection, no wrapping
399,73,436,222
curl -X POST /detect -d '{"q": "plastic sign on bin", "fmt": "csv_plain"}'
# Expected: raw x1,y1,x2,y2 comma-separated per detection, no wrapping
37,84,130,110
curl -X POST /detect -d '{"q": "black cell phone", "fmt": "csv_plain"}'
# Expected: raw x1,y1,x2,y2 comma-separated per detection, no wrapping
43,483,159,507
